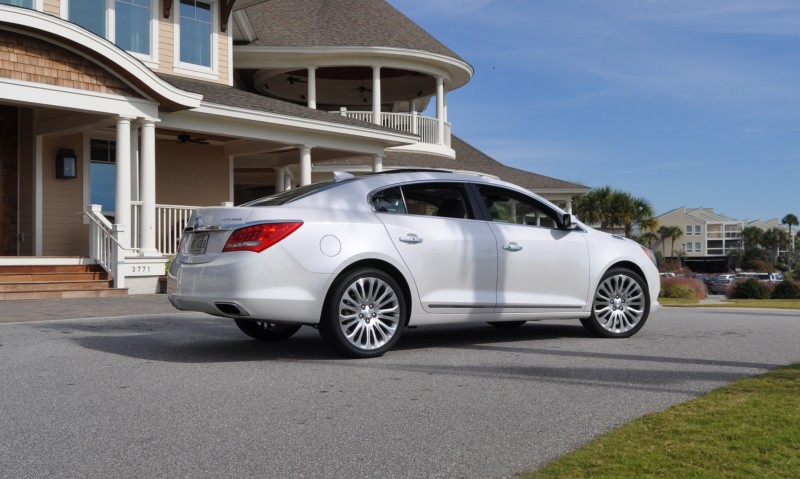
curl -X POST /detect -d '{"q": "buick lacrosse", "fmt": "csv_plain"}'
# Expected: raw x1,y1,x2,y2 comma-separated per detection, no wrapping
168,170,660,358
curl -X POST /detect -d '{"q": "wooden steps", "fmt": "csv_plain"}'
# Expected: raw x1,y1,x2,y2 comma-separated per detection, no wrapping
0,264,127,300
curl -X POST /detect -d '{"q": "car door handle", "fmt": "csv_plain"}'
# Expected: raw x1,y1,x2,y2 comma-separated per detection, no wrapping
503,242,523,252
399,234,423,244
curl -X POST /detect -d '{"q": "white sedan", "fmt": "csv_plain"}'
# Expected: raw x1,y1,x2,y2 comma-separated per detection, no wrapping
168,170,660,358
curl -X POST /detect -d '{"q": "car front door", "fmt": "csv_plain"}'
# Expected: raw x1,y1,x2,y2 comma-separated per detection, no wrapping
475,184,590,314
373,182,497,314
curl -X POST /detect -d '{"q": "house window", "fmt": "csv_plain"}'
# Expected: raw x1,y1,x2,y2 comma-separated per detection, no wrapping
685,242,693,252
67,0,154,58
694,225,701,235
695,242,702,252
69,0,106,37
179,0,213,67
0,0,34,8
90,139,116,214
115,0,151,55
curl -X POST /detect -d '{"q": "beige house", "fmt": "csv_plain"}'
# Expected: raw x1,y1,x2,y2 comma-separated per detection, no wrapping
655,207,796,272
0,0,588,295
654,207,743,272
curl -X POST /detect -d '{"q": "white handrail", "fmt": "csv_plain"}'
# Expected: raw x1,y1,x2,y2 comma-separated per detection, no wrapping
83,205,140,288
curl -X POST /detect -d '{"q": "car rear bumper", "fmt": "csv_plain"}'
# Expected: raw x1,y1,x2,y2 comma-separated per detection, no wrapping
167,247,330,324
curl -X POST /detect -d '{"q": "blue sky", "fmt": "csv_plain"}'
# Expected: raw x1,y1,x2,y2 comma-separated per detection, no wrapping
388,0,800,222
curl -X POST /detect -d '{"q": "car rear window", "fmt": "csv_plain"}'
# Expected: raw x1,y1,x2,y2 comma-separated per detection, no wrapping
242,179,356,206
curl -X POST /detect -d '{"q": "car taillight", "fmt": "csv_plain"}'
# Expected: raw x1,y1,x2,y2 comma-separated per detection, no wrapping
222,222,302,253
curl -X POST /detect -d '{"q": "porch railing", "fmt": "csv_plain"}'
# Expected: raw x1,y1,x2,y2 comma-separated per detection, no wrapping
331,109,451,147
131,202,196,256
83,205,139,288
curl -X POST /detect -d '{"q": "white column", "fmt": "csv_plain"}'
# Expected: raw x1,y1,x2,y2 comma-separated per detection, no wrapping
436,76,445,145
307,66,317,109
372,65,382,125
228,156,235,203
372,153,384,173
139,118,157,255
565,198,573,214
275,167,285,193
115,116,133,249
130,122,140,201
284,170,293,191
300,145,312,186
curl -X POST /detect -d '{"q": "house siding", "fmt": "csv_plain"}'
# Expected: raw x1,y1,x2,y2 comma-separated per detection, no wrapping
42,134,86,256
0,31,137,96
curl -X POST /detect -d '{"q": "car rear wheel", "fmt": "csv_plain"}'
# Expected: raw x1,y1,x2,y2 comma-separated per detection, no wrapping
234,319,302,341
581,267,649,338
319,268,406,358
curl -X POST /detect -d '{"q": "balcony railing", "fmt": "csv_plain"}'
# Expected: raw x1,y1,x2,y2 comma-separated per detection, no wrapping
332,109,451,147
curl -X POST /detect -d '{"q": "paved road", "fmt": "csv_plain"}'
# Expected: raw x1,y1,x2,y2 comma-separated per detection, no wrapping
1,299,798,478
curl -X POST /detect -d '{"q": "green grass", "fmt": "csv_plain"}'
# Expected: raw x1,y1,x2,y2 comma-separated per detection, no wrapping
519,364,800,479
660,298,800,309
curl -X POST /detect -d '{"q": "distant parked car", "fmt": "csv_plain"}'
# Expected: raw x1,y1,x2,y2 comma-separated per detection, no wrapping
708,277,734,294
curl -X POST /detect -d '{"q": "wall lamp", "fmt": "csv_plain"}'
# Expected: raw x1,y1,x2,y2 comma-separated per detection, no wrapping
56,149,77,179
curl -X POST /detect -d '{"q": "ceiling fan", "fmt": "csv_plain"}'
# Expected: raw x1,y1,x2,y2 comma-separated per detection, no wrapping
176,132,209,145
286,75,306,85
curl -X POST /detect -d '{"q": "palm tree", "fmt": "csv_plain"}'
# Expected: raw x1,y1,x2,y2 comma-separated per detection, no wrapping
742,226,764,250
658,226,672,257
657,225,683,259
668,226,683,259
574,187,655,237
762,228,789,267
573,186,614,230
639,231,659,249
782,214,798,252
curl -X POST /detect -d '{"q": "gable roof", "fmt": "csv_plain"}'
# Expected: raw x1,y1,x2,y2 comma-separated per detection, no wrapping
244,0,465,62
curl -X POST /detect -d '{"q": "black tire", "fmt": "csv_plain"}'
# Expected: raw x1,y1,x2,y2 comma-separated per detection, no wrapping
581,267,650,338
319,267,406,358
234,318,302,341
487,321,527,328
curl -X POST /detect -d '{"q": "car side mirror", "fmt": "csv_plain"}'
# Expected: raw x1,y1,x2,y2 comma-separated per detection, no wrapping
559,213,573,229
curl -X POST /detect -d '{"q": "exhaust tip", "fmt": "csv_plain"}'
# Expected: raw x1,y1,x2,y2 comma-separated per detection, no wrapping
215,302,249,317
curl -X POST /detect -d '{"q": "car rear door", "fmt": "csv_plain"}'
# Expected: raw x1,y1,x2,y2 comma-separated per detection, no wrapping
373,182,497,314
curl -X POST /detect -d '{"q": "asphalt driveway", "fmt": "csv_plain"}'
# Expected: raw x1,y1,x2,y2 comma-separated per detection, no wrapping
1,299,798,478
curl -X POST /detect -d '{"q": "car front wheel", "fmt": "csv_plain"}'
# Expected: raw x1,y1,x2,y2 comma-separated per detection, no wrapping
319,268,406,358
234,319,302,341
581,268,649,338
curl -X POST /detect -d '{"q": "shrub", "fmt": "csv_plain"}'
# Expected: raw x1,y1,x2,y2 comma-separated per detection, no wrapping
771,280,800,299
660,277,707,300
730,278,771,299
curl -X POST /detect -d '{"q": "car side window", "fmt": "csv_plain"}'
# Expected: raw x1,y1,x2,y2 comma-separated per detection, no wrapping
478,185,560,229
400,183,473,219
371,186,407,214
372,183,473,219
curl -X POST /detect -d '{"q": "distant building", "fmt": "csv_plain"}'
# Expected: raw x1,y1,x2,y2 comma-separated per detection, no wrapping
654,207,795,272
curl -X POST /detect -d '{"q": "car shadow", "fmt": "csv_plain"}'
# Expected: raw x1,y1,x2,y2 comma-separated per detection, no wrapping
58,317,594,364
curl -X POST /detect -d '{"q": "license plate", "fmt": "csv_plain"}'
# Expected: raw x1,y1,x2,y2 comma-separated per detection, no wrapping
189,233,209,254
